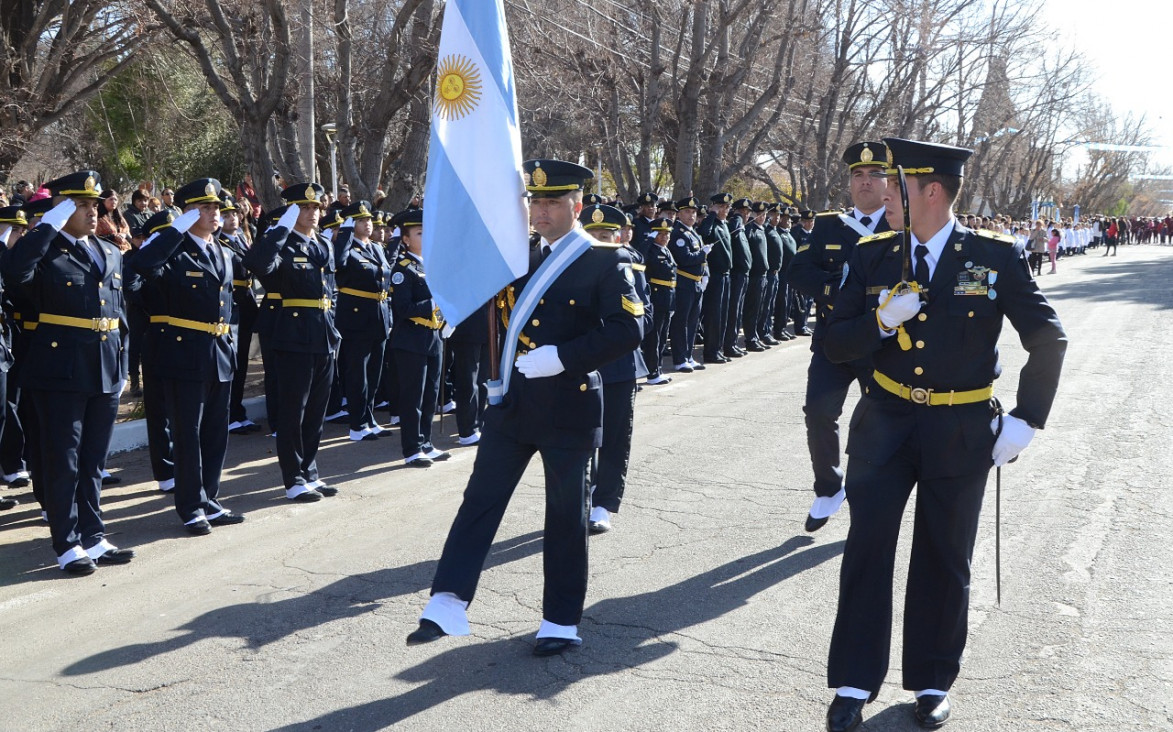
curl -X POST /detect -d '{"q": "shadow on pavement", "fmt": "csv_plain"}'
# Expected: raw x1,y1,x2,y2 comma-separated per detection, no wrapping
267,535,844,732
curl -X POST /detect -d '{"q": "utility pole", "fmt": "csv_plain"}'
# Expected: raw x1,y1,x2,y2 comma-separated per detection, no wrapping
297,0,316,180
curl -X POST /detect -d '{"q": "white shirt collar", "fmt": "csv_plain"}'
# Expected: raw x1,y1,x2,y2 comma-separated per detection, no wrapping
854,206,884,232
909,217,957,278
541,228,574,253
60,231,85,247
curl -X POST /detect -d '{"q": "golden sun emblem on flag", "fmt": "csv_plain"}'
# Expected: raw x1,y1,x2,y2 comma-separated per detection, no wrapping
435,55,483,121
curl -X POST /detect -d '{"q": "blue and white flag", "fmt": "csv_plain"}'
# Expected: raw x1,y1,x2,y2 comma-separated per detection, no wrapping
422,0,529,327
1030,199,1039,223
1073,204,1080,224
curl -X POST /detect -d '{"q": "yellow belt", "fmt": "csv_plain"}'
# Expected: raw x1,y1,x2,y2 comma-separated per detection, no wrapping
166,316,231,337
649,278,676,288
150,315,168,324
232,279,252,288
24,321,37,331
38,313,118,332
872,370,993,406
265,293,282,300
339,287,388,302
282,297,332,310
676,269,702,282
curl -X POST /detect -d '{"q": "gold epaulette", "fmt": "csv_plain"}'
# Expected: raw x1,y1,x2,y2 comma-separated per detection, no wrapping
591,241,623,248
398,258,411,267
816,210,840,217
975,228,1015,244
858,230,898,245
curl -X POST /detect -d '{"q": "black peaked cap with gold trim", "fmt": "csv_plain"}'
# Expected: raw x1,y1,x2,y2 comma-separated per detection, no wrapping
583,193,605,206
47,170,102,199
143,210,177,236
676,196,700,210
175,178,223,208
882,137,973,177
218,192,238,212
0,205,28,227
579,203,626,230
710,192,733,205
523,159,594,198
650,218,673,233
320,209,343,230
391,208,423,228
842,141,888,169
342,200,374,220
281,182,327,206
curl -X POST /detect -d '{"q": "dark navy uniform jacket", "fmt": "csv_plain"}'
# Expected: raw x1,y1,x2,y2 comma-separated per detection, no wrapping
789,212,891,339
632,216,657,254
128,229,236,382
765,225,785,274
218,232,259,329
746,220,769,276
599,243,650,384
644,242,677,314
698,214,732,275
389,251,441,356
4,224,127,393
243,226,340,354
333,228,392,340
727,214,752,275
499,241,644,450
825,224,1066,479
669,220,706,280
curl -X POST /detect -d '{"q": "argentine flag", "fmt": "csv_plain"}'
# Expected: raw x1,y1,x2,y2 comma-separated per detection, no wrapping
422,0,529,328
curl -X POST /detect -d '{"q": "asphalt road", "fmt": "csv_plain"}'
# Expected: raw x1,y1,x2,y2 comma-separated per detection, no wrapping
1,245,1170,731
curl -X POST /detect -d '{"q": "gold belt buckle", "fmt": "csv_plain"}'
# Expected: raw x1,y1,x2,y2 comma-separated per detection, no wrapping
909,387,930,404
320,296,331,310
214,323,230,337
379,291,388,302
93,317,114,332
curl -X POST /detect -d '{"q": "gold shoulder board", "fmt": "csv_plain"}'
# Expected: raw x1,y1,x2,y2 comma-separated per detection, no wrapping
858,230,898,245
976,228,1015,244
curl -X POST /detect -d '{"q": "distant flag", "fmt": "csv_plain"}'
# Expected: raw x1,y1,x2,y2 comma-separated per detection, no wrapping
1031,199,1039,222
1073,204,1080,224
422,0,529,327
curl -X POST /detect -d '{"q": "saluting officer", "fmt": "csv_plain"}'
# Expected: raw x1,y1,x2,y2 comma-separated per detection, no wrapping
3,171,134,573
0,206,20,511
243,184,341,502
407,160,644,656
631,192,659,254
822,138,1066,732
668,198,709,372
0,205,30,505
642,217,677,385
789,142,892,532
217,193,262,434
253,206,287,437
388,208,448,467
129,178,244,535
334,200,392,442
698,193,733,363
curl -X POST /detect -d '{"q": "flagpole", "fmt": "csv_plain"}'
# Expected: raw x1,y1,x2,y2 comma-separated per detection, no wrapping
488,297,501,382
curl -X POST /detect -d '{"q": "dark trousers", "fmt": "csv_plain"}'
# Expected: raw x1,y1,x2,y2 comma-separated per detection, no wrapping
828,444,988,693
127,305,148,385
29,389,118,557
742,273,766,343
141,359,174,483
377,340,400,415
229,326,255,423
724,272,748,351
395,348,441,459
163,377,230,522
274,350,334,488
669,281,702,365
259,331,281,434
450,340,489,439
702,273,730,360
592,379,636,513
0,378,23,476
803,344,871,498
641,306,672,378
341,336,386,432
326,356,346,416
790,291,811,334
771,280,791,336
758,272,780,338
19,387,42,508
431,407,590,626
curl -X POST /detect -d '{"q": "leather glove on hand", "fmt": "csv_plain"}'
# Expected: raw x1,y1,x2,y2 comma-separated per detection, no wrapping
172,209,202,234
515,345,564,378
991,413,1036,466
276,204,301,231
41,199,77,231
877,288,923,330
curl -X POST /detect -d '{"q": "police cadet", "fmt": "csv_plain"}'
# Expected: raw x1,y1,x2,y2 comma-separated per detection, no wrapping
765,205,795,342
407,159,643,656
724,198,753,358
0,206,20,511
448,298,491,447
123,211,176,495
742,201,771,351
642,217,676,385
253,205,286,437
129,178,244,535
0,204,30,504
631,192,659,254
668,197,709,372
243,183,341,502
3,171,135,574
788,209,816,336
821,138,1066,732
789,141,892,532
580,203,651,534
218,193,262,434
333,200,392,442
388,208,448,467
698,193,733,363
656,198,677,224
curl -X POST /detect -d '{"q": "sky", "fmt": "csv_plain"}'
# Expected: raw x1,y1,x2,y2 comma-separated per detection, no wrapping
1047,0,1173,170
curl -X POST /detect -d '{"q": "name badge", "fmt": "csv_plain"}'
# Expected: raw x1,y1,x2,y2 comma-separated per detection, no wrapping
293,256,309,263
186,271,203,278
826,244,842,250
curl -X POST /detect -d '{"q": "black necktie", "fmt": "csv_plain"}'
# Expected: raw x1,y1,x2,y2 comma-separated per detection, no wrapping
914,244,930,285
541,244,551,262
860,216,872,228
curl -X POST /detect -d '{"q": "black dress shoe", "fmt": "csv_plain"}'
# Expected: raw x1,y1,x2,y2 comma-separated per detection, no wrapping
805,513,829,532
0,497,17,511
406,457,433,468
8,476,30,488
798,327,814,336
209,511,246,526
727,349,744,358
291,489,323,502
747,341,766,352
914,694,950,728
733,345,748,355
315,484,339,497
405,619,447,645
95,548,135,565
762,334,780,345
826,695,866,732
101,474,122,486
185,519,212,536
533,637,576,657
691,363,706,371
63,557,97,576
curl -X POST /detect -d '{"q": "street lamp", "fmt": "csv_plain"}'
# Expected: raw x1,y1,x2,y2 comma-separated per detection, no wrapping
321,123,338,199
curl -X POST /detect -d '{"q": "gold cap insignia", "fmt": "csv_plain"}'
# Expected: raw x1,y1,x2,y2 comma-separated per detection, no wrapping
305,186,316,201
16,211,26,224
723,194,732,204
166,213,174,223
205,182,216,197
84,176,96,192
860,144,873,163
886,147,894,167
359,203,369,215
533,167,548,187
591,207,605,224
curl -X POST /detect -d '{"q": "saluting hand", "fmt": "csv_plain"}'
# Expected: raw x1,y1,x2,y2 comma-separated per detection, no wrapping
276,204,301,230
172,209,202,234
41,199,77,231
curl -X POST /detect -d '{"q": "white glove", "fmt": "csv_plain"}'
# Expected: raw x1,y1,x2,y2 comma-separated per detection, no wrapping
0,226,11,245
172,209,201,234
140,232,161,250
702,243,713,254
441,323,455,339
341,217,355,230
515,345,564,378
991,413,1036,467
700,274,710,291
877,288,923,330
41,199,76,231
277,204,301,230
